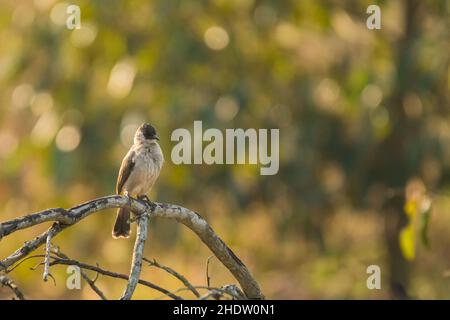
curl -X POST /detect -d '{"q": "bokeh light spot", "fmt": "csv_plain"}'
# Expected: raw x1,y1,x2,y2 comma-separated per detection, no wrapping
50,2,69,26
215,96,239,121
204,26,230,51
70,23,98,48
12,84,35,110
56,125,82,152
31,111,60,147
30,91,54,116
361,84,383,109
12,4,35,28
107,59,136,99
313,78,341,113
0,130,19,159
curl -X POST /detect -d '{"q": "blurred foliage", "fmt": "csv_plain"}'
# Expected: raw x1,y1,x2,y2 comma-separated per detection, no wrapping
0,0,449,299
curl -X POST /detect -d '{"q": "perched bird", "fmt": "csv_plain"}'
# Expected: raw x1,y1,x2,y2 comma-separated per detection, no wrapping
112,123,164,239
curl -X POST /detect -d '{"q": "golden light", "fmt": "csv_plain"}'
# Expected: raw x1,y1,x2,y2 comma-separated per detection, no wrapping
34,0,56,11
120,112,145,146
215,96,239,121
55,125,82,152
204,26,230,51
331,10,359,42
50,2,69,26
403,93,423,119
120,123,140,147
361,84,383,109
275,22,301,49
12,4,35,28
313,78,341,113
31,111,59,147
12,83,35,109
70,23,98,48
30,91,54,116
107,59,136,99
0,130,19,159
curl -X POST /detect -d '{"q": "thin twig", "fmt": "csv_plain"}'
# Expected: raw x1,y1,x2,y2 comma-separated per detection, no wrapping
43,225,57,282
153,285,242,300
199,285,245,300
121,213,149,300
6,254,46,273
206,255,214,288
18,253,180,300
53,251,107,300
80,272,107,300
92,263,100,283
0,195,264,299
220,284,246,300
0,275,26,300
200,288,223,300
47,257,182,300
144,257,200,298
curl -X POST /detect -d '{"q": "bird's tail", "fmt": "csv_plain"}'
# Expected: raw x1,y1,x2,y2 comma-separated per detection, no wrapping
112,208,131,239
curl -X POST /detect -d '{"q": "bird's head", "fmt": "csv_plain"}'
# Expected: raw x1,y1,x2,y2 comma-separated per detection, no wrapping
134,123,159,144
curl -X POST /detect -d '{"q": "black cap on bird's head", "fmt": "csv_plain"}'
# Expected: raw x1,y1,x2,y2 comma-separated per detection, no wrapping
137,123,159,141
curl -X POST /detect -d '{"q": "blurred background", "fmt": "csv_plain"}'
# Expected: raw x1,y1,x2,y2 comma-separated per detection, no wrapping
0,0,449,299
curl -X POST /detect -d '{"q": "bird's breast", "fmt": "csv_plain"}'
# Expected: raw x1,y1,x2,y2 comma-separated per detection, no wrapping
123,146,162,196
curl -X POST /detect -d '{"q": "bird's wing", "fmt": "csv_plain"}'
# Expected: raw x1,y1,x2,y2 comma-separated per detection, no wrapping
116,150,136,194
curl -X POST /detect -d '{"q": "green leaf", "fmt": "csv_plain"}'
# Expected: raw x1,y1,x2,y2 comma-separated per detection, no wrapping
420,204,432,248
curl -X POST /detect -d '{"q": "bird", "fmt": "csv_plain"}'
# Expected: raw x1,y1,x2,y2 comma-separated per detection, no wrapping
112,123,164,239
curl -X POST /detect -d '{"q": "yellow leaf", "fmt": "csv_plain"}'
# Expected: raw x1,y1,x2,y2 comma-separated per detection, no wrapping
399,224,415,261
404,200,417,218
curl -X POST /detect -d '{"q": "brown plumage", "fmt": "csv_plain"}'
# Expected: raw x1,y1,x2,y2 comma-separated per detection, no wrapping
112,123,164,239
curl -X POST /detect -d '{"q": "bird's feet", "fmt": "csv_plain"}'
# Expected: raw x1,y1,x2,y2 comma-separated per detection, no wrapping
137,195,153,204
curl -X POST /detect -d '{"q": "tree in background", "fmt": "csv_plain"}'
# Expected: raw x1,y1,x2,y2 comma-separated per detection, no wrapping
0,0,449,299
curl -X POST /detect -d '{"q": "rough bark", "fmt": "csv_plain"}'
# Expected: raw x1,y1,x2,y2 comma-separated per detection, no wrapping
0,195,264,299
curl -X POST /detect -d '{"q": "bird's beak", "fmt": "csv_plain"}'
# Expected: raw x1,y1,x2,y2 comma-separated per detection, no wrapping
154,135,160,141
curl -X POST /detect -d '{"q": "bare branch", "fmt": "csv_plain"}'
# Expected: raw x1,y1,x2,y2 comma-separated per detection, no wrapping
43,225,57,282
1,223,64,272
53,251,107,300
0,195,264,299
80,271,107,300
6,254,46,273
144,257,200,298
0,208,71,239
199,285,245,300
121,213,149,300
0,275,26,300
220,284,246,300
206,255,214,288
15,252,180,300
48,256,182,300
150,202,264,299
200,288,223,300
155,285,242,300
